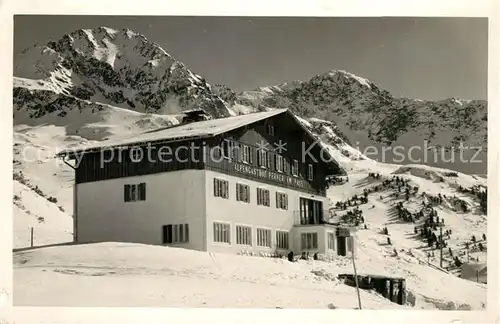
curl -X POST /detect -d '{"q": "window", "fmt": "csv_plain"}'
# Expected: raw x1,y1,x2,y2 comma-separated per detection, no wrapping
130,148,142,162
267,124,275,136
124,183,146,202
292,160,299,176
266,152,272,168
328,232,335,250
257,149,268,168
274,155,284,172
222,139,239,160
276,192,288,210
163,224,189,244
301,233,318,250
221,139,230,159
299,197,324,225
276,231,289,250
308,164,314,180
257,188,270,207
241,145,253,164
283,158,289,174
236,225,252,246
257,228,272,247
213,222,231,243
236,183,250,203
231,142,241,161
214,178,229,199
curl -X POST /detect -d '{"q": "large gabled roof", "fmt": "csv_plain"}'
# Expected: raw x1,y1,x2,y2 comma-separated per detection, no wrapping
56,108,345,174
57,109,286,156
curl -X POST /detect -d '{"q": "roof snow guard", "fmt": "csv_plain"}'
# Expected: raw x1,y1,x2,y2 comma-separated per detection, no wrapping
56,109,346,175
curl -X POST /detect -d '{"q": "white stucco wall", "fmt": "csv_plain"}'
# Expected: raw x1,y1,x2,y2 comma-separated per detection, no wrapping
75,170,207,251
292,225,333,255
204,170,329,255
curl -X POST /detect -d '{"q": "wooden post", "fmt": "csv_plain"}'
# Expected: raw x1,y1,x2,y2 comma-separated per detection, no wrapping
30,227,33,248
476,270,479,282
351,236,362,310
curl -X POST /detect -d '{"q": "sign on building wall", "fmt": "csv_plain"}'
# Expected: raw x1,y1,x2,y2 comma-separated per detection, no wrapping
233,163,306,188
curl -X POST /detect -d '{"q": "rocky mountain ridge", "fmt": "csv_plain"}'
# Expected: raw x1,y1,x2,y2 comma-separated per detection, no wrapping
14,27,231,119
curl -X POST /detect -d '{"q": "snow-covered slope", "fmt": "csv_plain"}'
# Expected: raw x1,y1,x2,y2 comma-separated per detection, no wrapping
11,123,487,309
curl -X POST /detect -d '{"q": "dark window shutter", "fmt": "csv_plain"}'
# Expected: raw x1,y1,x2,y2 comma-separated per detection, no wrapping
139,183,146,201
124,184,130,202
166,225,173,243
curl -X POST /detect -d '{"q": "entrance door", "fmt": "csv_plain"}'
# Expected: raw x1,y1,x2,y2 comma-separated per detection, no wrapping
337,236,347,256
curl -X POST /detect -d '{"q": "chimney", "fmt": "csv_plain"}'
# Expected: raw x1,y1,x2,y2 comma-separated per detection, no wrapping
181,109,210,124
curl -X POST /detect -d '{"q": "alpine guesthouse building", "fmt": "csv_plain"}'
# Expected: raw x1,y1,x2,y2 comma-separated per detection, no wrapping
57,108,356,257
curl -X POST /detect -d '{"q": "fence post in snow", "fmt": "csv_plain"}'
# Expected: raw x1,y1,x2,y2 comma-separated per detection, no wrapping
351,235,362,310
439,224,443,268
30,227,33,248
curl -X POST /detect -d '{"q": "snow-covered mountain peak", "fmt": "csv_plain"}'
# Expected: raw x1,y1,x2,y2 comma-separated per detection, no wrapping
322,69,373,88
14,27,232,119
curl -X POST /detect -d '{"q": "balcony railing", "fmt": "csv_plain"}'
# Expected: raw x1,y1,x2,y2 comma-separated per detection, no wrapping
293,210,333,226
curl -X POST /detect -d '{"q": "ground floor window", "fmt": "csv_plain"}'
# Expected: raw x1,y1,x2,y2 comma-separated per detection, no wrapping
328,232,335,250
301,232,318,250
213,222,231,243
236,225,252,246
162,224,189,244
276,231,289,250
257,228,272,247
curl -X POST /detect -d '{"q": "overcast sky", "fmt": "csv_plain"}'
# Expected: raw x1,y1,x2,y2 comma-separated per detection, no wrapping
14,16,488,100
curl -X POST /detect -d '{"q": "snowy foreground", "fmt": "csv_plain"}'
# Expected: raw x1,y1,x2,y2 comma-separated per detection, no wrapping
13,241,485,309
